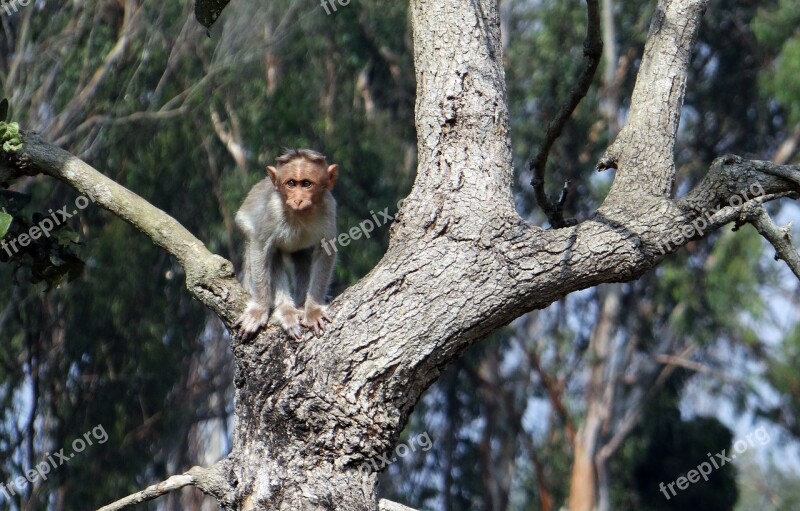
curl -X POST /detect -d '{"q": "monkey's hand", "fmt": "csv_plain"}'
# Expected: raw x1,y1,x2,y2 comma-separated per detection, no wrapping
235,302,271,339
272,304,304,339
302,303,332,336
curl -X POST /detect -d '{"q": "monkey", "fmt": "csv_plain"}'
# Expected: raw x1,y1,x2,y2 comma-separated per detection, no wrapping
235,149,338,338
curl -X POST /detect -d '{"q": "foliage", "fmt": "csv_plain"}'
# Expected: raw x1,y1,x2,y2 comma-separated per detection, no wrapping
0,121,22,153
0,211,10,238
0,190,85,288
752,0,800,127
0,99,21,152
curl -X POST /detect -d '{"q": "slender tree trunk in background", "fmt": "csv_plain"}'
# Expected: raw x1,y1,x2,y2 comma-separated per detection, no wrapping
774,124,800,165
600,0,620,134
568,287,621,511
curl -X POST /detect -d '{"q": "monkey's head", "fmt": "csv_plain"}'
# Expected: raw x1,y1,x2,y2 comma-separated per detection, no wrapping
267,149,339,215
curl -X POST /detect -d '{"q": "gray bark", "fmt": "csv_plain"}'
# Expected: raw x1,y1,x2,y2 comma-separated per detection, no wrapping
3,0,800,509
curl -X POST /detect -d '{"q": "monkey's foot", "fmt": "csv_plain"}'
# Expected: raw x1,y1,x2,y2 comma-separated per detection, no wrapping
235,302,270,339
302,304,332,336
272,304,303,339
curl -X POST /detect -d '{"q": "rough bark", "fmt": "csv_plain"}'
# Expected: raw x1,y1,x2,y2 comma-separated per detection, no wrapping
3,0,800,509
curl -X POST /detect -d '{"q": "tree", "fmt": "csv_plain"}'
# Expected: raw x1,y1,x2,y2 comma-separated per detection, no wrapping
2,0,800,509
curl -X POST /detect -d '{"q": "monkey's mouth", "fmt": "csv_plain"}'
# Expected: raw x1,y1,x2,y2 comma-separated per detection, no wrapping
287,203,313,213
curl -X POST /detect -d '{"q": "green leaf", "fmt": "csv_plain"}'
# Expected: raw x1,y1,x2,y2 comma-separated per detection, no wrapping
0,210,11,238
0,121,22,152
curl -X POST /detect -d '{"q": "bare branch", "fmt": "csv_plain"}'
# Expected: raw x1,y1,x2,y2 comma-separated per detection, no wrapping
655,353,716,376
9,132,247,326
379,499,420,511
53,108,188,147
210,104,248,169
97,474,194,511
51,0,144,136
743,203,800,280
518,339,575,445
529,0,601,228
97,464,233,511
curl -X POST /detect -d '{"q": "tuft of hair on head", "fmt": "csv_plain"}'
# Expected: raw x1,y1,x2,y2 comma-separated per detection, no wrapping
276,148,328,167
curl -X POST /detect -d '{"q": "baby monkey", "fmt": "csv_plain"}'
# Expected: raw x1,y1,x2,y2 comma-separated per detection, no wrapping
235,149,338,338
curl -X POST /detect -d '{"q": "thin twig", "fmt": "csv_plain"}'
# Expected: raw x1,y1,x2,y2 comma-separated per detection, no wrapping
654,354,715,376
744,203,800,280
97,464,233,511
97,473,195,511
379,500,421,511
529,0,602,228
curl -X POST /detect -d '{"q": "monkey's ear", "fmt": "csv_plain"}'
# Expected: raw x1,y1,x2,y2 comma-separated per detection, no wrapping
326,164,339,189
266,166,278,186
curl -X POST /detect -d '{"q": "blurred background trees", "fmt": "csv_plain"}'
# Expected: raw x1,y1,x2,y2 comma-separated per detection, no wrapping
1,0,799,510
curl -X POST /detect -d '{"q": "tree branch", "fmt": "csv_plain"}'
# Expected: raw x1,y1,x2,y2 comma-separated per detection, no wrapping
519,339,575,445
676,155,800,218
378,500,420,511
97,464,233,511
743,202,800,280
655,353,716,376
7,131,247,326
600,0,708,197
529,0,601,228
51,0,143,137
53,107,188,148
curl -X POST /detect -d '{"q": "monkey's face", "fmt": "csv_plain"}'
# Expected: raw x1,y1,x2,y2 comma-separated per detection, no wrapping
270,162,332,214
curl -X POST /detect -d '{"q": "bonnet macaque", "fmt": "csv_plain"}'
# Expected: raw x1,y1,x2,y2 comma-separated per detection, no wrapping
235,149,338,338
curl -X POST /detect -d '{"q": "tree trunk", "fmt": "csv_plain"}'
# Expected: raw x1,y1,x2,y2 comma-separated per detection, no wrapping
568,286,621,511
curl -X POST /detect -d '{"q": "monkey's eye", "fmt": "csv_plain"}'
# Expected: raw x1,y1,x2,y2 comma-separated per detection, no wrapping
286,180,296,188
301,180,312,189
